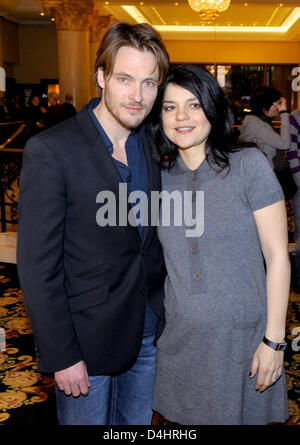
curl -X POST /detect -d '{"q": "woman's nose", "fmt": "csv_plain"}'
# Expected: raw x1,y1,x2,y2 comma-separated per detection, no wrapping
175,107,189,120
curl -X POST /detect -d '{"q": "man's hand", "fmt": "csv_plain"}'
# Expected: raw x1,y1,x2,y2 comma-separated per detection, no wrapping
54,360,91,397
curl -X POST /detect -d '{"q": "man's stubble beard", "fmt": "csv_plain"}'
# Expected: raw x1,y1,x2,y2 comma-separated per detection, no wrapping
103,88,152,130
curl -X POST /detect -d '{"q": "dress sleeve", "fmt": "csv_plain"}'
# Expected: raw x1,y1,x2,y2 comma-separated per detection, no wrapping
242,148,285,212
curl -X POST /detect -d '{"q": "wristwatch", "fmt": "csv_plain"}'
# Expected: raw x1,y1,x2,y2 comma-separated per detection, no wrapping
263,336,287,351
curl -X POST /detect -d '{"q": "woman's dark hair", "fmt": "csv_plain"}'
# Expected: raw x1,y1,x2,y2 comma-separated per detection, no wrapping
249,86,281,116
146,64,241,171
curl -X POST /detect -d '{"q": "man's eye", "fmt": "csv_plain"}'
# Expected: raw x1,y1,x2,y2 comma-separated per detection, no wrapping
144,81,155,87
118,77,128,83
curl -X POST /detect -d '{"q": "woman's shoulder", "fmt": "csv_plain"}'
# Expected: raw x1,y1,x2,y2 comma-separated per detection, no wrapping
230,146,266,162
229,147,269,172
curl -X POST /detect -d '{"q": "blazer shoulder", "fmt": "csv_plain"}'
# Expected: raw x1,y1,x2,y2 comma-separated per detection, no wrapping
29,108,98,157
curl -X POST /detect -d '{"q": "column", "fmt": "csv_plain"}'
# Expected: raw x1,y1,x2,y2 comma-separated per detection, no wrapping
42,0,93,111
89,14,116,99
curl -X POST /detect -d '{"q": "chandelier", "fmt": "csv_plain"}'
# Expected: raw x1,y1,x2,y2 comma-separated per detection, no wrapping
188,0,231,21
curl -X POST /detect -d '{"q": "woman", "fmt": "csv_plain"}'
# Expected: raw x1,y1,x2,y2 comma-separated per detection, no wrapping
147,65,290,425
25,95,45,139
239,86,290,169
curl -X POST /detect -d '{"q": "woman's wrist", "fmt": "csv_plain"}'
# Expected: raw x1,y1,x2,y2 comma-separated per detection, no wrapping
263,336,287,351
264,330,286,343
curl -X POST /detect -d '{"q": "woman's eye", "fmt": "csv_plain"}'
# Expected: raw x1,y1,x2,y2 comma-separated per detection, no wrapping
163,105,175,112
191,103,201,109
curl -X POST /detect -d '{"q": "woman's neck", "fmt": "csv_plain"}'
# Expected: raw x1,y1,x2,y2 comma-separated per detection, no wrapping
178,145,206,170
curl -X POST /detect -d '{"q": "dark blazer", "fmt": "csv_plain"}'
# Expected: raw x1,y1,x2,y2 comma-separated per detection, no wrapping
17,101,166,375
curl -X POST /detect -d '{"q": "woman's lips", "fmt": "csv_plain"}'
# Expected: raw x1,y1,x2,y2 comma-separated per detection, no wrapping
175,127,194,133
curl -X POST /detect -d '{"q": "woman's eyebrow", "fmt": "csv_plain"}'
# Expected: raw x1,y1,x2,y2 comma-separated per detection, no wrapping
162,96,198,103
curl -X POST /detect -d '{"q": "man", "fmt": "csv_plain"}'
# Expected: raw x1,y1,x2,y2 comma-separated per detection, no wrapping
61,93,77,120
47,91,66,127
17,22,169,425
287,109,300,292
0,96,12,122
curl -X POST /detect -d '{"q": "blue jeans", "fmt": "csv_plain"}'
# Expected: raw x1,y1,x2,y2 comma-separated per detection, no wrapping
56,303,158,425
293,190,300,286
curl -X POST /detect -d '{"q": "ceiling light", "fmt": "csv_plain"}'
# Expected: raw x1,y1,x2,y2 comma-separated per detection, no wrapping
188,0,231,21
188,0,231,14
40,12,45,16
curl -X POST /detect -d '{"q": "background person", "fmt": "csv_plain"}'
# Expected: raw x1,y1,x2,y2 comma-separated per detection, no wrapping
62,93,77,120
239,86,290,169
239,86,294,200
287,109,300,292
24,95,45,139
47,91,66,127
147,65,290,425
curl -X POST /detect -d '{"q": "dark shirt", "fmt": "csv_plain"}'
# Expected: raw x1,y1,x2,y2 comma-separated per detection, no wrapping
88,98,156,332
88,97,149,238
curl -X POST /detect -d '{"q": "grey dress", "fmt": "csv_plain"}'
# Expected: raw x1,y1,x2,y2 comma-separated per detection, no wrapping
153,147,289,425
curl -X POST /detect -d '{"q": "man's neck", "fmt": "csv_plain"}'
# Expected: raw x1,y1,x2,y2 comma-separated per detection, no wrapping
93,101,130,148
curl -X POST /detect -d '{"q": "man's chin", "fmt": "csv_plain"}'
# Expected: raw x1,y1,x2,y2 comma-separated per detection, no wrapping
122,117,146,130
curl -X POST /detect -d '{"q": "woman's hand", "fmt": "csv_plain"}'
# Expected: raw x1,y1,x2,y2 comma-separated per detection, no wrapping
249,342,284,392
273,97,287,113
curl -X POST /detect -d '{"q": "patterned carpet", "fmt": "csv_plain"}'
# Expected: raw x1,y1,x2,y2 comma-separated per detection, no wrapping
0,262,299,425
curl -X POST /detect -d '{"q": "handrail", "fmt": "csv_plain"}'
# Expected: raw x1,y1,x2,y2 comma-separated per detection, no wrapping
0,148,24,153
0,123,26,149
0,121,25,126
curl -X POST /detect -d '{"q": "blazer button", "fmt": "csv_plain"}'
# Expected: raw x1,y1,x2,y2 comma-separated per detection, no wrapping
140,289,147,296
141,249,146,256
193,271,201,281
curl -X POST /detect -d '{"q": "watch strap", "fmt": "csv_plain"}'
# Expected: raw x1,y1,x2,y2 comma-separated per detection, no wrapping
263,336,287,351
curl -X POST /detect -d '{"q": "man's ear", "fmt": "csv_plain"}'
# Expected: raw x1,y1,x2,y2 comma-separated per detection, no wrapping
97,68,105,89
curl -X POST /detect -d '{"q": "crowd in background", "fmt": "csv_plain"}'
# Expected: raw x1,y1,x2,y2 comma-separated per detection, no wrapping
0,92,77,141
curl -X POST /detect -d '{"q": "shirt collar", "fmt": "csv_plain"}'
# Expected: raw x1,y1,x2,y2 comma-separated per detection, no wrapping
88,97,145,153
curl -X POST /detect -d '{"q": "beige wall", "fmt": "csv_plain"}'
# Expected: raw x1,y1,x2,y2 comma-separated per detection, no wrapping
14,25,58,84
164,40,300,64
1,18,19,64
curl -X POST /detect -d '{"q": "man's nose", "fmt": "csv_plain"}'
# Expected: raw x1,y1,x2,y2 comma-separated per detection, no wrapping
129,83,143,103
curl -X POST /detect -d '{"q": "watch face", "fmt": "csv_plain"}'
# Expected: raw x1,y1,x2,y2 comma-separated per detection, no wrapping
278,344,286,351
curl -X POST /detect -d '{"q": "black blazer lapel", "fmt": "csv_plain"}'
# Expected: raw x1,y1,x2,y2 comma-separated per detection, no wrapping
76,104,122,197
141,133,161,246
